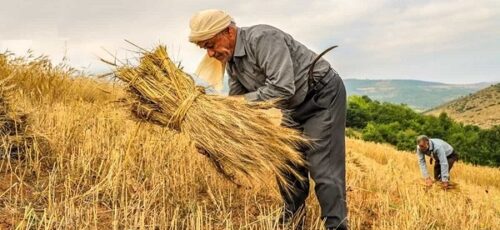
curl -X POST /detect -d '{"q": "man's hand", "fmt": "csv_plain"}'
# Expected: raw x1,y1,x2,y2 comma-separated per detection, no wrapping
229,95,246,102
259,108,283,126
442,181,449,189
227,96,282,125
425,177,433,187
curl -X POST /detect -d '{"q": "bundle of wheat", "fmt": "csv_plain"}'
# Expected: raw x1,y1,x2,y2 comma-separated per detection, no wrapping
108,45,307,189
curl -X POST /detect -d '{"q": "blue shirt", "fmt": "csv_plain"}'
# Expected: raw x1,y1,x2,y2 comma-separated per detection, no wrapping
417,138,454,182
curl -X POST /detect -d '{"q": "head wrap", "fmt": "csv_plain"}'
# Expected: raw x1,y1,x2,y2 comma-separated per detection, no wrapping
189,9,233,91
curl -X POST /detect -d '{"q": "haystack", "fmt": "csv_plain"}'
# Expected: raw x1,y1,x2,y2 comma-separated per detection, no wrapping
109,45,307,188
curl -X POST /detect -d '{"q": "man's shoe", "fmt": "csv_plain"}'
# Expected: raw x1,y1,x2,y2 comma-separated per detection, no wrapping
324,218,348,230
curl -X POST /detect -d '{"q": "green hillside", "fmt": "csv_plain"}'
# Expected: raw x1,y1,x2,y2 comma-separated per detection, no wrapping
426,83,500,128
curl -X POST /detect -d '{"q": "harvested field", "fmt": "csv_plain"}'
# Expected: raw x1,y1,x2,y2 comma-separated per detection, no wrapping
0,52,498,229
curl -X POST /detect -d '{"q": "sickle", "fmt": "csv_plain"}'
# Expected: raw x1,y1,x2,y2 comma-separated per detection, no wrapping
308,45,338,87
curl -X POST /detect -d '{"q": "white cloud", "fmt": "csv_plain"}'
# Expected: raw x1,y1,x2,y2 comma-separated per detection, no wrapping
360,0,500,55
0,0,499,83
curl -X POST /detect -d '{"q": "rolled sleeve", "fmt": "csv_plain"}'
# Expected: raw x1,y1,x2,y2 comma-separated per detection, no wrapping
244,91,259,101
417,148,429,178
244,31,295,102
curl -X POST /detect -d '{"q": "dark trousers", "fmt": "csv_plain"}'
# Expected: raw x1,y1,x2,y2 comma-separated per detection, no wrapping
433,151,459,181
278,72,347,229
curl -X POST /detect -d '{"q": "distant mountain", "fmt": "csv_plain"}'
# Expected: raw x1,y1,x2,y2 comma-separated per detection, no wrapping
425,83,500,128
212,77,492,112
343,79,492,111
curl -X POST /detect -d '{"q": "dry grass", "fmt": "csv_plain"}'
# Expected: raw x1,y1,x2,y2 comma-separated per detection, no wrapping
0,51,498,229
0,73,37,161
346,138,500,229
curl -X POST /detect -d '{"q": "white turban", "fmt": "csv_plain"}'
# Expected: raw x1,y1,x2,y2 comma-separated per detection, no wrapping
189,9,233,91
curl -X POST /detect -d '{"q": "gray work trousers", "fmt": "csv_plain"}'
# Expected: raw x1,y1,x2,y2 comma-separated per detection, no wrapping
279,71,347,229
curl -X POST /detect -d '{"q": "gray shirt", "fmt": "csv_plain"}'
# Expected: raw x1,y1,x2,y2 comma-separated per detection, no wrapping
417,138,454,182
226,24,333,109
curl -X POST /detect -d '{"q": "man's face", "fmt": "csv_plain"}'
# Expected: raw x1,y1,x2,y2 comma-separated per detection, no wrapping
418,140,429,151
197,28,235,63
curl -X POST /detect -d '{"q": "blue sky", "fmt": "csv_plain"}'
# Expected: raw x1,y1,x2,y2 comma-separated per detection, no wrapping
0,0,499,84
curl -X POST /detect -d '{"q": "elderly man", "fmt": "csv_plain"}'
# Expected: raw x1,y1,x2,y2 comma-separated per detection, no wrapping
416,135,459,188
188,9,348,229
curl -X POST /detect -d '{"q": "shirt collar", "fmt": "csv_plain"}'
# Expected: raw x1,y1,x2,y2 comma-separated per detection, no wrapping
232,27,246,59
429,140,434,151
